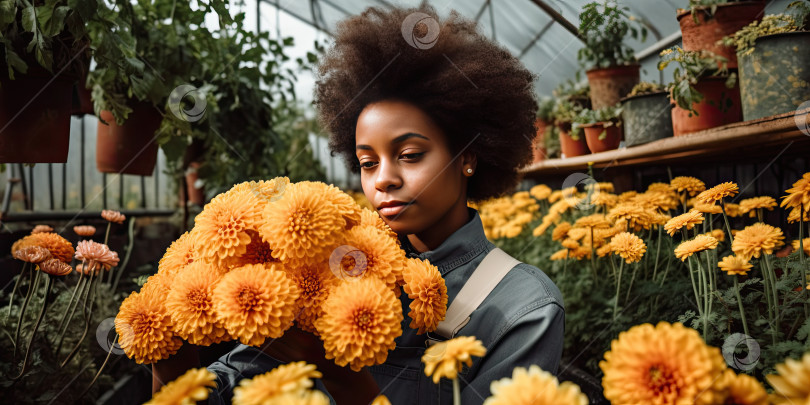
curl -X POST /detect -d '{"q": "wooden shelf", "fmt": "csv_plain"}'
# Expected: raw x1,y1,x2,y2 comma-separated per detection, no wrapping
522,108,810,177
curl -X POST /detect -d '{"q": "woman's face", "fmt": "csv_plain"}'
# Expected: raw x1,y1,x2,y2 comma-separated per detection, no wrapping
355,99,473,235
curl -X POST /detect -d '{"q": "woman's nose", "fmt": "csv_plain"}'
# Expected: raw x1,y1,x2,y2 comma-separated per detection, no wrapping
374,159,402,192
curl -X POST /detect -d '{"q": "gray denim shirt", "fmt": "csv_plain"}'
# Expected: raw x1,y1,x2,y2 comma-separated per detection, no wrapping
206,207,564,404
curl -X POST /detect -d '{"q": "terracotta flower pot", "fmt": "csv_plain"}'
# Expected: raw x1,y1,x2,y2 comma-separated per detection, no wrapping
586,64,640,110
677,1,766,69
670,76,743,136
533,118,550,163
0,66,73,163
582,122,622,153
96,103,162,176
71,55,94,116
558,123,590,158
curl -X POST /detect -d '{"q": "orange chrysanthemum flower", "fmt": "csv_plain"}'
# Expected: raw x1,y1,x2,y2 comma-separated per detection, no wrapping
724,203,742,217
696,182,739,204
146,368,216,405
703,229,726,242
115,288,183,364
360,208,398,242
159,231,200,279
547,190,564,203
422,336,486,384
299,181,363,229
574,214,611,229
710,369,768,405
260,182,347,264
13,245,51,264
718,255,753,276
224,229,279,269
664,210,704,236
780,172,810,212
618,191,638,203
568,246,592,260
13,232,74,263
73,225,96,237
166,261,230,346
608,204,656,232
483,365,588,405
766,352,810,405
591,192,619,208
675,235,719,261
75,240,120,271
600,322,727,405
792,238,810,256
670,176,706,197
529,184,552,200
39,258,73,276
732,223,785,260
232,362,322,405
335,225,405,290
561,238,580,250
633,191,679,212
102,209,126,224
610,232,647,264
787,205,810,223
226,177,290,208
194,189,263,267
289,262,340,334
213,263,300,346
402,258,447,335
550,249,569,261
693,202,723,215
551,222,572,241
31,224,53,234
316,277,403,371
371,395,392,405
739,196,778,217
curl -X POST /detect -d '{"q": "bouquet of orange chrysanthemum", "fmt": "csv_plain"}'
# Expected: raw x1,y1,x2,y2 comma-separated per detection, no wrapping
115,177,448,371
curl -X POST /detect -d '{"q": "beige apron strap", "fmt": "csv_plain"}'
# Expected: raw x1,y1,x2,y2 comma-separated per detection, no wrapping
434,247,521,339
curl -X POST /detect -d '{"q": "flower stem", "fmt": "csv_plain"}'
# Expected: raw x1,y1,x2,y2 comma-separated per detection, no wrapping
452,378,460,405
721,201,735,246
652,226,663,282
625,262,639,303
6,262,30,319
763,254,781,328
695,257,709,340
55,264,88,356
799,202,808,318
61,269,97,368
733,277,750,337
52,269,84,348
14,269,41,355
12,274,52,380
77,334,118,400
613,260,624,320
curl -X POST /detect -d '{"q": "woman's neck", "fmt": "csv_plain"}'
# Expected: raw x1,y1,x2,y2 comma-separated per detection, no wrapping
406,202,471,253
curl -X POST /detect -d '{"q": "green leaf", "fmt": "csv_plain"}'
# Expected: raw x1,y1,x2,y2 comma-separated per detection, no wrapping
21,5,36,33
36,5,71,37
0,0,15,27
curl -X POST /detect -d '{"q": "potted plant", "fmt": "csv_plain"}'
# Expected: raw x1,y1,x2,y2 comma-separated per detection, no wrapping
720,2,810,120
552,80,591,158
620,82,674,146
533,97,555,163
578,0,647,109
573,104,623,153
678,0,766,68
658,46,741,136
0,0,108,163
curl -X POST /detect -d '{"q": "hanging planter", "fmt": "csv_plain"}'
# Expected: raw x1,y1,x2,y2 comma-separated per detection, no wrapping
737,31,810,121
96,103,163,176
586,64,641,110
558,123,590,158
582,122,623,153
677,1,766,69
0,66,73,163
621,90,674,146
671,76,742,136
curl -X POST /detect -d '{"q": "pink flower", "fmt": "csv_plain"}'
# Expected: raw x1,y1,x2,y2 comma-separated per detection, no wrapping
75,240,120,271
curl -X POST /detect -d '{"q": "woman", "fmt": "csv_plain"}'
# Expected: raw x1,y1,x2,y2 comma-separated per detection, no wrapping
152,4,564,405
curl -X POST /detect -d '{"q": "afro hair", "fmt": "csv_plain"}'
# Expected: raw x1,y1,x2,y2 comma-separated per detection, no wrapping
314,3,538,202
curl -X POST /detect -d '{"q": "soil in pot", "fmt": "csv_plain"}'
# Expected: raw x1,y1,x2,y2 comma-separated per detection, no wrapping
621,91,674,146
677,1,766,69
582,122,622,153
558,123,590,158
0,66,73,163
671,76,743,136
96,103,163,176
739,31,810,121
586,64,640,110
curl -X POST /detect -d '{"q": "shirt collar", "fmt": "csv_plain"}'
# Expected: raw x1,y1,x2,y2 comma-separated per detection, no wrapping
398,207,492,274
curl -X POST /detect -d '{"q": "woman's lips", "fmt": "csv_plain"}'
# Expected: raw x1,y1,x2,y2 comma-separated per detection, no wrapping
378,202,412,216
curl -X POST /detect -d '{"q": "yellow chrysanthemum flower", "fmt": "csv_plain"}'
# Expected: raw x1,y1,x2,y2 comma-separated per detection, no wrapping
600,322,727,405
194,188,263,267
530,184,553,200
647,182,672,193
596,243,613,258
591,192,619,208
166,261,230,346
574,214,611,229
402,258,447,335
224,229,278,269
566,228,587,241
633,191,679,212
711,369,768,405
232,362,322,405
568,246,593,260
792,238,810,256
115,288,183,364
718,255,753,276
12,232,74,263
289,262,339,334
693,202,723,214
675,235,719,261
260,182,347,264
618,190,638,203
780,172,810,212
422,336,487,384
609,232,647,264
664,210,704,236
547,190,564,203
226,177,290,208
483,365,588,405
549,249,569,261
703,229,726,242
159,231,199,278
551,222,572,242
732,223,785,260
213,263,300,346
360,208,398,242
608,204,656,232
298,181,362,229
146,368,216,405
766,352,810,405
316,277,403,371
787,205,810,223
371,395,392,405
670,176,706,197
696,182,739,204
724,203,742,217
561,238,580,250
338,224,405,290
739,196,778,217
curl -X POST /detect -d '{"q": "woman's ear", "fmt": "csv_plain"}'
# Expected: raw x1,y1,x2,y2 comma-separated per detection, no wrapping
461,153,477,177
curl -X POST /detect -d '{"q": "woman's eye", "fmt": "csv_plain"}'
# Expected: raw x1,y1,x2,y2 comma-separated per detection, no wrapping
360,161,377,169
400,152,424,160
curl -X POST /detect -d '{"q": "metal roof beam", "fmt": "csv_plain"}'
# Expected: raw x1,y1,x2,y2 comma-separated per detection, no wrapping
259,0,335,36
518,18,554,59
527,0,583,42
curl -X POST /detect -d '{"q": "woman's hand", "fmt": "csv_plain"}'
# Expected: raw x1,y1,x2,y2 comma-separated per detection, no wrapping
261,326,380,405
